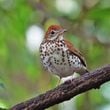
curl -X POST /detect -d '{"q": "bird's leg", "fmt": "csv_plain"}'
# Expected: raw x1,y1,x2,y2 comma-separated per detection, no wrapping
56,77,61,86
64,73,79,84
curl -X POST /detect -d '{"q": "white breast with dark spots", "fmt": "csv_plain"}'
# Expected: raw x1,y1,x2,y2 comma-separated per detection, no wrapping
40,40,85,78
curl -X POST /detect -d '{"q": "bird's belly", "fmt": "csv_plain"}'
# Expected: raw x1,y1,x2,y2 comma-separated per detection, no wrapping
40,42,84,78
50,52,81,78
52,63,74,77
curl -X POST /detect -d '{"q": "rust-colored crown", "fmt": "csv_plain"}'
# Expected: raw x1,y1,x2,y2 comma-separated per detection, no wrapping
45,25,63,39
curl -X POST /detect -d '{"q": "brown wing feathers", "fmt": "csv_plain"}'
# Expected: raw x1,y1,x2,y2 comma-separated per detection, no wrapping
64,40,87,67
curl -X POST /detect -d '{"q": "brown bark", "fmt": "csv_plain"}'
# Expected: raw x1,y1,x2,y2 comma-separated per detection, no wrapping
11,64,110,110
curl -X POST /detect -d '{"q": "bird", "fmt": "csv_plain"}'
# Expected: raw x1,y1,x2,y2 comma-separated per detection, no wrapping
39,25,88,81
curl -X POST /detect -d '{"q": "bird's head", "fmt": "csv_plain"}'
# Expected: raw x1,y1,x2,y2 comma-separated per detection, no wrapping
44,25,67,41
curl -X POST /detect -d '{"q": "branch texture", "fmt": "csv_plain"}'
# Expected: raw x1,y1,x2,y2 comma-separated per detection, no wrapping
11,64,110,110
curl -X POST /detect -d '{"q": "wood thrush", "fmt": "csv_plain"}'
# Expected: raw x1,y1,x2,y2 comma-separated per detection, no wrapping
40,25,88,80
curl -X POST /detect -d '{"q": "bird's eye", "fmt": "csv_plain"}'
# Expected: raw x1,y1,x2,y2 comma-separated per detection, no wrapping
50,31,55,35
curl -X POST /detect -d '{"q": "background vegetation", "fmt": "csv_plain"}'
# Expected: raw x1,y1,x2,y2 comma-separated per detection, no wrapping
0,0,110,110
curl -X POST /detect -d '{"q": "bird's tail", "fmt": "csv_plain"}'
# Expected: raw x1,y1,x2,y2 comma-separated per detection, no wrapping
80,67,89,75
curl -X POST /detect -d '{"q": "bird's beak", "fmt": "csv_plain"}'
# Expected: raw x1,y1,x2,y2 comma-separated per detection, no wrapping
59,29,67,34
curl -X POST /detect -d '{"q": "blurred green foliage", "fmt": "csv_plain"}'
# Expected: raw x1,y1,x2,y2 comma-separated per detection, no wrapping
0,0,110,110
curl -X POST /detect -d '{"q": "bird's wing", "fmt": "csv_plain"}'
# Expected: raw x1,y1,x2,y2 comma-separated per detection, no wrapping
64,40,87,67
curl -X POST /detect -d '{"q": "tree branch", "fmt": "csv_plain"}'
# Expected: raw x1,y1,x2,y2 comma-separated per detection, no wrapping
11,64,110,110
